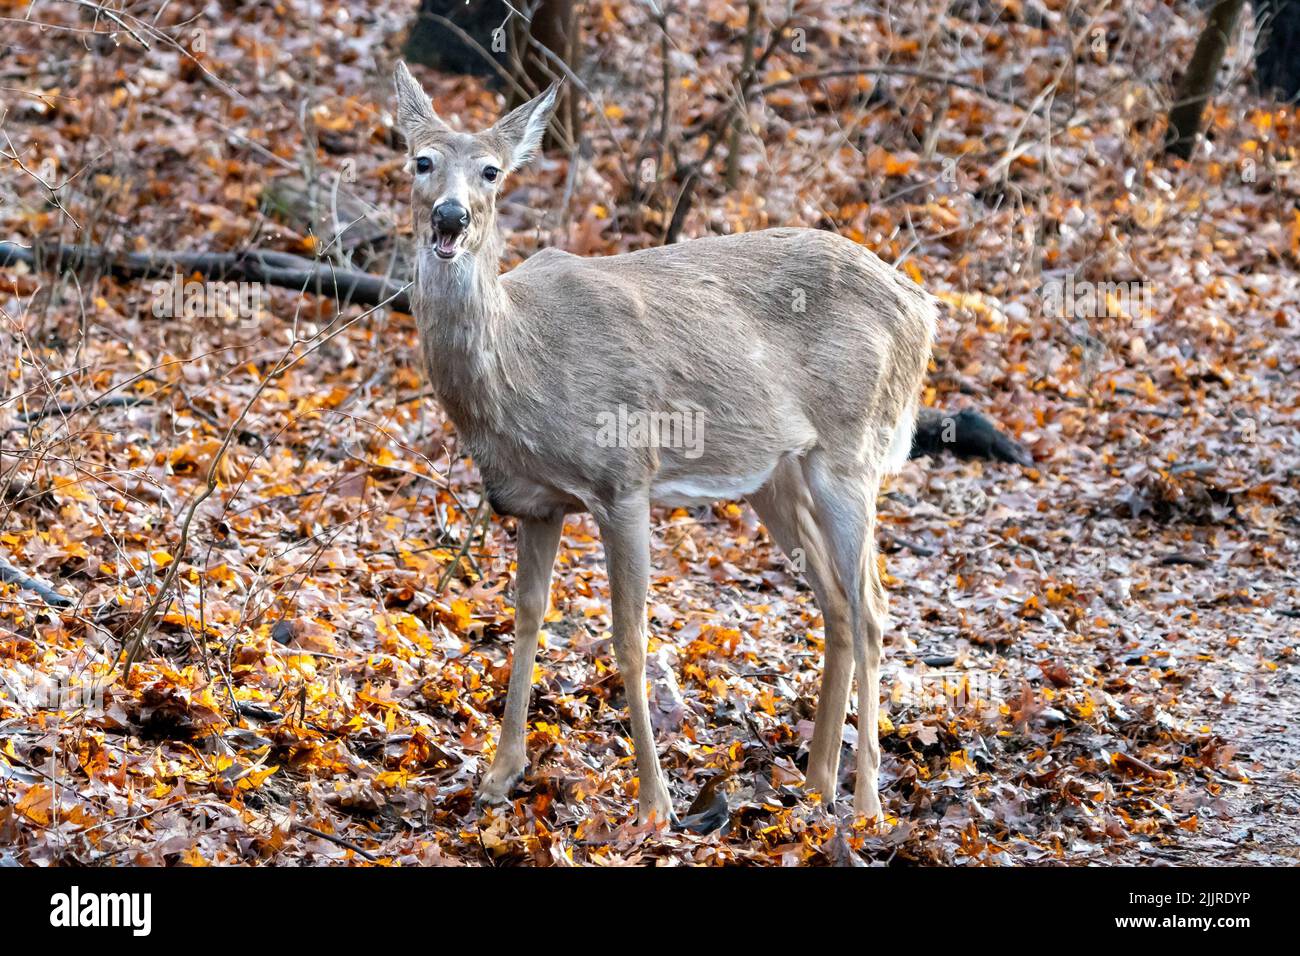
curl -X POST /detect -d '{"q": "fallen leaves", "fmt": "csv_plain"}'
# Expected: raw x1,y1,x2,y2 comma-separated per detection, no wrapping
1,0,1297,867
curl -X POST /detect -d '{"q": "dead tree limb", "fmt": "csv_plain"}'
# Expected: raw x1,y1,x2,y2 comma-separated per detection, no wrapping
752,65,1036,112
911,408,1033,466
0,555,75,608
15,395,154,426
0,241,411,314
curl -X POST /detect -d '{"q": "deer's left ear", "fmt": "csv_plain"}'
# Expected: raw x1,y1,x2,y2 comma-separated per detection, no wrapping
490,83,561,171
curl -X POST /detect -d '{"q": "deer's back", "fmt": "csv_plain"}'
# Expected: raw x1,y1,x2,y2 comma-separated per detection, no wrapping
508,226,929,345
503,227,933,419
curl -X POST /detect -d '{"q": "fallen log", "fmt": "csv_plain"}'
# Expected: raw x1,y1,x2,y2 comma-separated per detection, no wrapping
0,555,75,608
911,408,1032,466
0,241,411,314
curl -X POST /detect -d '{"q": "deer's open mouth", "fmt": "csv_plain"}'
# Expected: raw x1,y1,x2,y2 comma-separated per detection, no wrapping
433,231,463,260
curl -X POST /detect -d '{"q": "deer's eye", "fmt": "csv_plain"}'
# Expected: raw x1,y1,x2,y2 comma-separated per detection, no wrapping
415,156,432,174
482,165,501,183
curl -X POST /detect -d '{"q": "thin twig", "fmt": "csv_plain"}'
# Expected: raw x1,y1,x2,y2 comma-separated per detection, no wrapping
664,9,793,243
753,65,1038,113
435,496,490,595
293,823,379,861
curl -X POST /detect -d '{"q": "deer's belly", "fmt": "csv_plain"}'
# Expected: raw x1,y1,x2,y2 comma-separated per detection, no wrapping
651,463,778,508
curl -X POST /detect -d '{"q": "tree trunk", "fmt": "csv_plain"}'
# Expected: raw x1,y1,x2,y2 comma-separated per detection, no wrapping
1164,0,1248,159
1255,0,1300,98
403,0,579,150
403,0,509,79
507,0,579,150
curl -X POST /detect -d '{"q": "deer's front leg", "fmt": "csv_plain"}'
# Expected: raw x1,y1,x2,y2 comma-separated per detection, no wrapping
597,494,674,825
478,512,564,805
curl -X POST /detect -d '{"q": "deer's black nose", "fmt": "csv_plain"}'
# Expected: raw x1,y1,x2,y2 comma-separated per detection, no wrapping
432,201,469,235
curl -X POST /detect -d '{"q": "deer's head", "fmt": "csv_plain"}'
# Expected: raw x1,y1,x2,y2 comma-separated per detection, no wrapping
394,62,558,265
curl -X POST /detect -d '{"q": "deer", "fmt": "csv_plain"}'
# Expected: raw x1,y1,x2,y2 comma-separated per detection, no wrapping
394,62,936,825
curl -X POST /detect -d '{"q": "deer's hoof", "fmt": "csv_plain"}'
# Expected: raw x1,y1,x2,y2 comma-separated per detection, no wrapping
636,790,676,828
477,761,526,808
853,790,883,823
804,773,836,804
639,810,679,830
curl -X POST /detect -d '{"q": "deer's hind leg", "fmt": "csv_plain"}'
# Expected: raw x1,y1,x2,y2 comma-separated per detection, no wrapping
593,490,675,825
748,458,855,805
801,450,886,820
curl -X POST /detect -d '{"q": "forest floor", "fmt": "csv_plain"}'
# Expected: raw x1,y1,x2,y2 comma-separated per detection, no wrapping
1,0,1298,865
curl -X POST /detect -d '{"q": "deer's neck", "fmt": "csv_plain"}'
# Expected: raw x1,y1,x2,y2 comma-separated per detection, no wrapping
416,233,520,432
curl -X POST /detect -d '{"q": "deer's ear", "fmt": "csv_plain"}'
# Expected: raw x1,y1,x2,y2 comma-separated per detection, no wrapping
393,61,447,141
490,83,560,171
